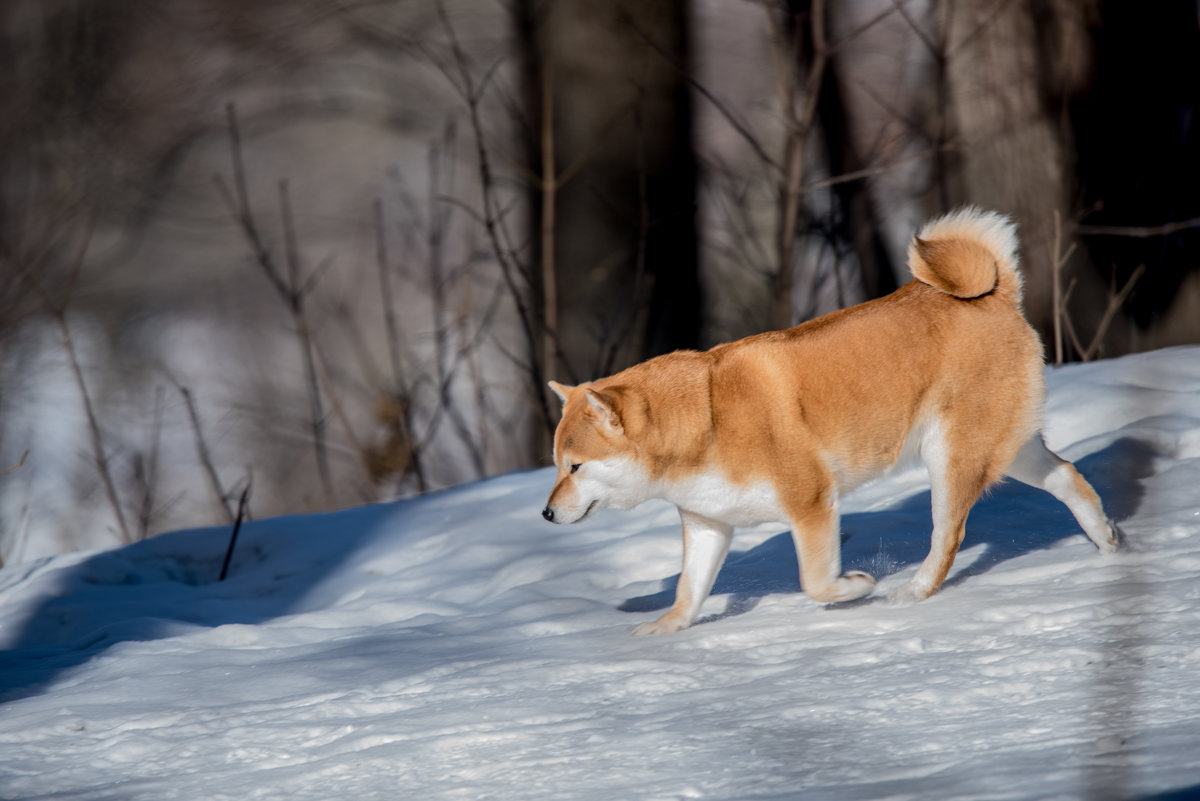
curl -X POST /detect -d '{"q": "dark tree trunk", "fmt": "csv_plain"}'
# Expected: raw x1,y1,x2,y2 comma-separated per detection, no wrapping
533,0,699,381
1066,0,1200,340
814,54,898,302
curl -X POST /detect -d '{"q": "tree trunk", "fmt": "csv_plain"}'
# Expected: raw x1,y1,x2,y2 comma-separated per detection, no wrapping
935,0,1081,341
536,0,699,380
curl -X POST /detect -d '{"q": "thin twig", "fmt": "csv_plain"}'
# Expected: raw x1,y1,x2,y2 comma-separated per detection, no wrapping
277,180,335,505
888,0,938,56
948,0,1023,57
135,386,166,541
12,218,132,542
1050,210,1078,366
414,280,506,455
1076,217,1200,238
1051,208,1146,363
540,31,559,383
1,468,35,567
1082,264,1145,362
219,104,289,299
0,451,29,478
373,198,407,393
768,0,827,330
828,0,919,53
173,382,235,523
60,316,130,540
218,484,251,582
434,0,555,436
623,8,781,174
1060,279,1087,358
422,126,487,476
1052,210,1065,366
219,104,335,506
597,77,653,376
307,325,367,458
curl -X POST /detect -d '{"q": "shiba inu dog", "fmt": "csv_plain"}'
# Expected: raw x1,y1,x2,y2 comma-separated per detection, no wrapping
542,207,1123,635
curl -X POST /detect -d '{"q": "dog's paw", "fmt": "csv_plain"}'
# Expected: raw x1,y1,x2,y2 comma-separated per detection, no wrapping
842,570,876,593
888,580,934,606
810,570,876,604
832,571,876,603
1097,521,1126,554
632,613,690,636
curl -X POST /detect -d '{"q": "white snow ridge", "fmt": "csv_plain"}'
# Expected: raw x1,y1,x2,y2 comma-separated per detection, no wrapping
2,347,1200,801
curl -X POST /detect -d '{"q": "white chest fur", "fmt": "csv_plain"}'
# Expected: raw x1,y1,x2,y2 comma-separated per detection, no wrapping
661,471,786,527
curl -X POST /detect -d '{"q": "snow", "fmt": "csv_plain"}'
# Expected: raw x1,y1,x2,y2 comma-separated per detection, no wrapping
2,346,1200,801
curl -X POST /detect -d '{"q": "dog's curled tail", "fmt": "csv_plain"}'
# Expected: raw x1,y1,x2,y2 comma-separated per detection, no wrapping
907,206,1022,303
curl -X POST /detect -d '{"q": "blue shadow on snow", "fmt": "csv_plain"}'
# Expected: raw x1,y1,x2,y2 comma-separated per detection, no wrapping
0,439,1151,702
0,500,408,703
620,437,1151,626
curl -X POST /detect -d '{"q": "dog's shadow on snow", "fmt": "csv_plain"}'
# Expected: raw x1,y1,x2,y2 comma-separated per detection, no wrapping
620,437,1153,626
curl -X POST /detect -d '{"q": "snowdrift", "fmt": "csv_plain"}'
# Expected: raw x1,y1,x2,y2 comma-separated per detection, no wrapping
2,347,1199,800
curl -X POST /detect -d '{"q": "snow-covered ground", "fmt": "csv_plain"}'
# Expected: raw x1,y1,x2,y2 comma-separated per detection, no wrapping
2,347,1198,801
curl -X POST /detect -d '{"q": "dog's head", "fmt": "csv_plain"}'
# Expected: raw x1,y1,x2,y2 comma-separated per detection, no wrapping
541,380,649,524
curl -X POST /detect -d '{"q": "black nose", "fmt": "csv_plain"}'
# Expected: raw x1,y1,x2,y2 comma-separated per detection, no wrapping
542,507,555,522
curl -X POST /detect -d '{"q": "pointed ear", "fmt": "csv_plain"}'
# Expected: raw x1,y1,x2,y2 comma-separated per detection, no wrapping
584,388,623,434
548,381,573,404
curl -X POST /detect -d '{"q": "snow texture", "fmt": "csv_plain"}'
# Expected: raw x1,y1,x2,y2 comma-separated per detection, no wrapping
2,347,1199,801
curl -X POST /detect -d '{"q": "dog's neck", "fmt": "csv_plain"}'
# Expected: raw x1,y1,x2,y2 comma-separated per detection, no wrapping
597,352,715,478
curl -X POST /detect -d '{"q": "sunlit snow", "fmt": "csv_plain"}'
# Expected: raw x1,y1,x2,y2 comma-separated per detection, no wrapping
2,347,1199,800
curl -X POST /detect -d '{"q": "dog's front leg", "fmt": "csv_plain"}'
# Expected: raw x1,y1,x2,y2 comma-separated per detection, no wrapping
633,510,733,635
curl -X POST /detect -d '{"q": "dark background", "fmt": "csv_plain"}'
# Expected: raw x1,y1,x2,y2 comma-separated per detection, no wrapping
1,0,1197,561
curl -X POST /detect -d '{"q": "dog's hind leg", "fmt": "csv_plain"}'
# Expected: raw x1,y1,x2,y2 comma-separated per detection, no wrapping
789,498,876,604
633,510,733,635
891,428,993,604
1004,434,1123,553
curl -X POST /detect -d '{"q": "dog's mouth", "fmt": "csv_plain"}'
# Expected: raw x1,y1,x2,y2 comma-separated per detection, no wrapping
573,499,599,523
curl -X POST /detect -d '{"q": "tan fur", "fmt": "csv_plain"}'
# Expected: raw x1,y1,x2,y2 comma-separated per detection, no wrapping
910,237,997,298
544,207,1123,634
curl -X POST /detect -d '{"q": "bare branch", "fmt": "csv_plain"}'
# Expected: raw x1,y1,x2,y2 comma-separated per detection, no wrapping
135,386,166,541
373,198,408,393
218,107,335,506
434,0,555,435
948,0,1023,56
828,0,920,53
172,381,235,523
622,9,781,174
62,316,131,540
11,221,131,542
1082,264,1145,362
1060,278,1086,359
1076,217,1200,238
766,0,828,329
0,451,29,478
220,104,291,300
540,40,559,382
802,144,947,192
218,483,252,582
888,0,938,56
1051,210,1074,365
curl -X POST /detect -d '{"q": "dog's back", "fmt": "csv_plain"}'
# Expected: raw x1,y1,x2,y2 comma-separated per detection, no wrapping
700,207,1043,491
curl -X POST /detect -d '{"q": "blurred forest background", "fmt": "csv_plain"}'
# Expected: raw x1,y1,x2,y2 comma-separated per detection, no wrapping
2,0,1198,563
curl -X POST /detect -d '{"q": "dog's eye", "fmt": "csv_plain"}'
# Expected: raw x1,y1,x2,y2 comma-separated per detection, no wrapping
570,463,582,474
